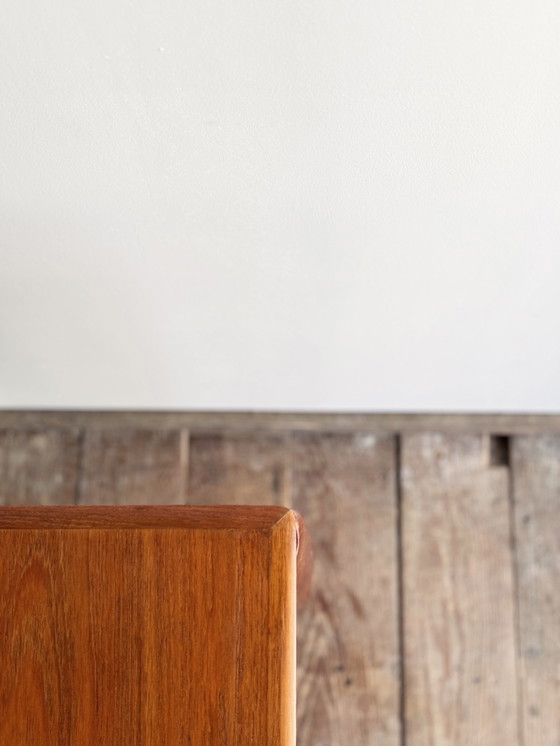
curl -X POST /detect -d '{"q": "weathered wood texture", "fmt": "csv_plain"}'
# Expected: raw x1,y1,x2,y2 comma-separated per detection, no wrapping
78,429,188,505
292,432,400,746
401,433,518,745
2,410,560,434
0,506,298,746
512,435,560,745
3,416,560,746
295,511,314,609
188,432,291,506
0,429,80,505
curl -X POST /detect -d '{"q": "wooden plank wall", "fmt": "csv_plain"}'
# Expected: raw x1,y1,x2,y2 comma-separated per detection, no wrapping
1,419,559,746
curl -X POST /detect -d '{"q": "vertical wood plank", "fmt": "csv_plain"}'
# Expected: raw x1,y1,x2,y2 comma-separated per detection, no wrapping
292,432,400,746
402,433,518,746
512,435,560,745
79,429,187,505
188,431,291,506
0,429,80,505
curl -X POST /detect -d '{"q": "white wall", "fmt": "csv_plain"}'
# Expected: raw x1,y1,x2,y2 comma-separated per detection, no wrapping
1,0,559,410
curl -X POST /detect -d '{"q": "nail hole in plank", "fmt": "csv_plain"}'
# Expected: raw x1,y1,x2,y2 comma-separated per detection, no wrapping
490,435,510,467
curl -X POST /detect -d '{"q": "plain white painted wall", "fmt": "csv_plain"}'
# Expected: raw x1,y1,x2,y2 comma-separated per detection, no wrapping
1,0,559,410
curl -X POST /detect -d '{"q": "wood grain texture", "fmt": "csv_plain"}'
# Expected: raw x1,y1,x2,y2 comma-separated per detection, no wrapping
5,415,556,746
0,429,80,505
0,506,298,745
2,410,560,434
292,432,400,746
0,504,291,530
78,429,188,505
511,435,560,745
295,511,313,609
188,431,291,506
401,433,518,746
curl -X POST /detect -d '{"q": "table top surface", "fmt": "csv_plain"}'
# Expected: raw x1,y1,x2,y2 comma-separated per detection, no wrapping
0,505,303,745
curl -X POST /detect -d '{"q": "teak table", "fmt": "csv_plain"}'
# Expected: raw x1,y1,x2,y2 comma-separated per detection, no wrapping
0,505,311,745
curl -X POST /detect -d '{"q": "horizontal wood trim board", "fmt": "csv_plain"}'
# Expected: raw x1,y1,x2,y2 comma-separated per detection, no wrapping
1,411,560,433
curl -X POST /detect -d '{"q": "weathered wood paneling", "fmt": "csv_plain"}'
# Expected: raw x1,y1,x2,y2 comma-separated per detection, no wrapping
0,429,80,505
401,433,518,746
2,414,555,746
512,435,560,745
188,431,291,506
78,429,187,505
292,432,400,746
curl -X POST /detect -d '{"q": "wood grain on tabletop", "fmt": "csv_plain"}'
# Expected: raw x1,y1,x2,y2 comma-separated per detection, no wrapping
0,505,298,746
292,432,400,746
188,431,291,506
78,429,188,505
0,429,80,505
511,435,560,745
401,434,518,746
